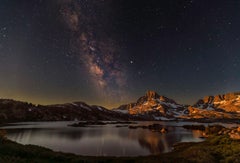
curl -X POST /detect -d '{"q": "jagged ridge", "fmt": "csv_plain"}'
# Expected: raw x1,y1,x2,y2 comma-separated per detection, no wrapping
114,91,240,121
194,92,240,112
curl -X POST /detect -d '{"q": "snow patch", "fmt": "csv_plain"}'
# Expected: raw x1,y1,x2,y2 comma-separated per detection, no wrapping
114,109,129,114
71,103,79,106
156,99,163,103
172,111,181,116
56,105,66,108
156,99,179,108
168,103,178,108
182,109,189,115
97,107,103,111
206,106,215,111
80,104,91,111
153,116,170,121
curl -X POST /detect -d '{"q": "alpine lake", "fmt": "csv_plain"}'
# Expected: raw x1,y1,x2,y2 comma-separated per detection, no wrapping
0,121,238,157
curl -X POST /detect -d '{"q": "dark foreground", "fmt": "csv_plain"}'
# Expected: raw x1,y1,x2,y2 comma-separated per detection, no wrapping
1,131,240,163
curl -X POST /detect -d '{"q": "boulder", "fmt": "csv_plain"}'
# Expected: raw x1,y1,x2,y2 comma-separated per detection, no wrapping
160,128,168,133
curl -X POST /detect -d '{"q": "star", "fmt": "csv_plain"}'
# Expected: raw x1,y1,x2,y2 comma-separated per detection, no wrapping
0,0,240,108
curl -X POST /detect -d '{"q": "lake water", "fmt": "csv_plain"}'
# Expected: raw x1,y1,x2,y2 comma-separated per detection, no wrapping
1,121,237,156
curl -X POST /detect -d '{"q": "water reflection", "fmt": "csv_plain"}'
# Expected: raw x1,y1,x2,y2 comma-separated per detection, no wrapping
1,121,209,156
137,132,166,154
192,130,204,138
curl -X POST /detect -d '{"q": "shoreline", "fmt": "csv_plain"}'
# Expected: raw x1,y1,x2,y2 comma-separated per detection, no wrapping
1,133,240,162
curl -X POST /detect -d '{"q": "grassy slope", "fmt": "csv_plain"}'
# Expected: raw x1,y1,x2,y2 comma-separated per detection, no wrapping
1,135,240,163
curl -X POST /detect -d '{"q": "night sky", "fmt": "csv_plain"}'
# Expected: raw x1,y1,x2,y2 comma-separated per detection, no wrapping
0,0,240,108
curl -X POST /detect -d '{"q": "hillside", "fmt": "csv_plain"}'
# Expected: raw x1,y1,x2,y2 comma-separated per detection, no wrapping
0,99,141,123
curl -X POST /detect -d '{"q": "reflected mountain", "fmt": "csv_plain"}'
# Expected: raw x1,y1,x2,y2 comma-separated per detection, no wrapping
3,121,206,156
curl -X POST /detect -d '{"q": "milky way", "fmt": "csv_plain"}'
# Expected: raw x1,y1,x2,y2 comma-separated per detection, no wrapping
59,0,128,103
0,0,240,108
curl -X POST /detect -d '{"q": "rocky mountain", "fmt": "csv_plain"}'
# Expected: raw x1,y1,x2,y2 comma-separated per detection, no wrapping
114,91,240,122
1,91,240,123
183,92,240,120
114,91,188,120
0,99,141,123
194,92,240,113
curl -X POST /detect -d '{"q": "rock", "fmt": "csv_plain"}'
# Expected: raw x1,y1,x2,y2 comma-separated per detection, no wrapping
160,128,168,133
128,126,138,129
237,127,240,132
223,130,230,134
182,125,205,131
116,125,128,128
205,125,225,135
68,121,107,127
202,132,208,138
230,132,240,140
146,90,160,100
231,130,236,134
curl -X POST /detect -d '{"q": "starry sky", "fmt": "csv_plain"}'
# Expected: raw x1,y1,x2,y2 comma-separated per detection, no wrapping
0,0,240,108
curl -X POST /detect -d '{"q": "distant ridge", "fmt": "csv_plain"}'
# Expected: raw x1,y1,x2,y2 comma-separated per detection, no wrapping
1,91,240,123
0,99,143,123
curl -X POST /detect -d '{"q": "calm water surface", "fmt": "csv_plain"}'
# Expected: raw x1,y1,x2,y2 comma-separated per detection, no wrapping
1,121,237,156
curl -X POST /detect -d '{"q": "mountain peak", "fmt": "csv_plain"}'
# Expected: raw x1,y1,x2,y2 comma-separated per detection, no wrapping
146,90,160,99
113,90,185,120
